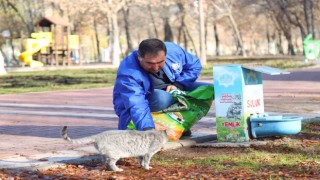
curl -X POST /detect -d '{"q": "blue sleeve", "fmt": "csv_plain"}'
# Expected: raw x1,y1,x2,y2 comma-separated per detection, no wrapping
116,75,155,130
177,49,202,86
166,43,202,87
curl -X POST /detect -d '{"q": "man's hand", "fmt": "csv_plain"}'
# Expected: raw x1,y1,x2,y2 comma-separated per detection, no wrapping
166,85,178,92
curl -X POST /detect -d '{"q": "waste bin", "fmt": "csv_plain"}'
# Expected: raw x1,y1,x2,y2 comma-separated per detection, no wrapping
303,34,320,62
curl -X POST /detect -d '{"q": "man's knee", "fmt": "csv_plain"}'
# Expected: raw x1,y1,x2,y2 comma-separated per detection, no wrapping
149,90,174,112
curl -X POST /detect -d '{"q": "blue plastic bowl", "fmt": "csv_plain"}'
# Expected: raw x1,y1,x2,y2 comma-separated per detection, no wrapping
250,115,303,138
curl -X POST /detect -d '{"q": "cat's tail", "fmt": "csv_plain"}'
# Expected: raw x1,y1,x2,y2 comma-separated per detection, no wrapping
61,126,72,142
61,126,95,144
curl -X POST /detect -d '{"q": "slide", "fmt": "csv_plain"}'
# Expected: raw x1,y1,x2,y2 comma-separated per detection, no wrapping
18,38,49,68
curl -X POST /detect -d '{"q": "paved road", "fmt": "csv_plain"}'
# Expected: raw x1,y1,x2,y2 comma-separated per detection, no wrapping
0,66,319,167
262,67,320,115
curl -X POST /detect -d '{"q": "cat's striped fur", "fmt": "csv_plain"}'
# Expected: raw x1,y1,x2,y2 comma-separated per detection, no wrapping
61,126,167,171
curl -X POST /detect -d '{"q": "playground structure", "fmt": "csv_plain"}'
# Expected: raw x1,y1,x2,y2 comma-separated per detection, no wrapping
18,16,80,68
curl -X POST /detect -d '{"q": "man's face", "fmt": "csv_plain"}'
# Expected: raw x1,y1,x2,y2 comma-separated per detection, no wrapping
138,51,166,74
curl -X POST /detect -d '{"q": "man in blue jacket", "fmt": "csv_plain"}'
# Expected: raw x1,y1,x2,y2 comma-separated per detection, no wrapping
113,38,211,132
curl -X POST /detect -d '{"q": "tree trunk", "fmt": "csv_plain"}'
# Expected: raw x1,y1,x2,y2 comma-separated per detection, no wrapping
178,20,184,45
303,0,311,35
93,18,101,62
148,3,158,38
283,31,295,55
164,18,173,42
122,6,133,53
277,31,284,55
176,2,196,55
0,45,9,66
176,2,189,50
228,12,246,57
111,13,120,67
184,24,198,56
183,28,188,52
1,0,31,35
205,16,208,54
293,14,307,39
0,48,7,75
9,37,18,64
267,24,270,54
26,1,35,34
213,22,221,56
199,0,206,65
310,0,316,38
177,2,185,45
279,0,306,53
288,43,295,56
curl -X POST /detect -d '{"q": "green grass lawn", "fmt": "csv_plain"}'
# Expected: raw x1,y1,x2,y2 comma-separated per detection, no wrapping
0,68,117,94
0,59,315,94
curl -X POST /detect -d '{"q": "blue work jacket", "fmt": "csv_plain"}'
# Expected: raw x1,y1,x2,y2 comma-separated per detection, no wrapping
113,42,202,130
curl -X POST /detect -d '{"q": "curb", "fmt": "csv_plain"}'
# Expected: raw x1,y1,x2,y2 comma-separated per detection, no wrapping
163,133,217,150
196,141,268,148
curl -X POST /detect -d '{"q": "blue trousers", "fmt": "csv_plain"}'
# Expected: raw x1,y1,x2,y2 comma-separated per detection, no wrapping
148,82,213,112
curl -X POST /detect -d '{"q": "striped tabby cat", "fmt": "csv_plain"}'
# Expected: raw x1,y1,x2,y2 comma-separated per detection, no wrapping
61,126,167,171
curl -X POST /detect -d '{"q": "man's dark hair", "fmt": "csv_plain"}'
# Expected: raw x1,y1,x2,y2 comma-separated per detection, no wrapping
138,38,167,58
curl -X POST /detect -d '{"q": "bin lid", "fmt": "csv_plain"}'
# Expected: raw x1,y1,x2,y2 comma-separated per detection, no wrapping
242,66,290,75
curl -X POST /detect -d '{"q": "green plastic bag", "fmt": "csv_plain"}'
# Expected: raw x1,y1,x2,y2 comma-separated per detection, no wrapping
128,85,214,141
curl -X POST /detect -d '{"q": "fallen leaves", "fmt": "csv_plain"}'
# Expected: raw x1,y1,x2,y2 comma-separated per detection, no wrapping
0,122,319,179
0,159,319,179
